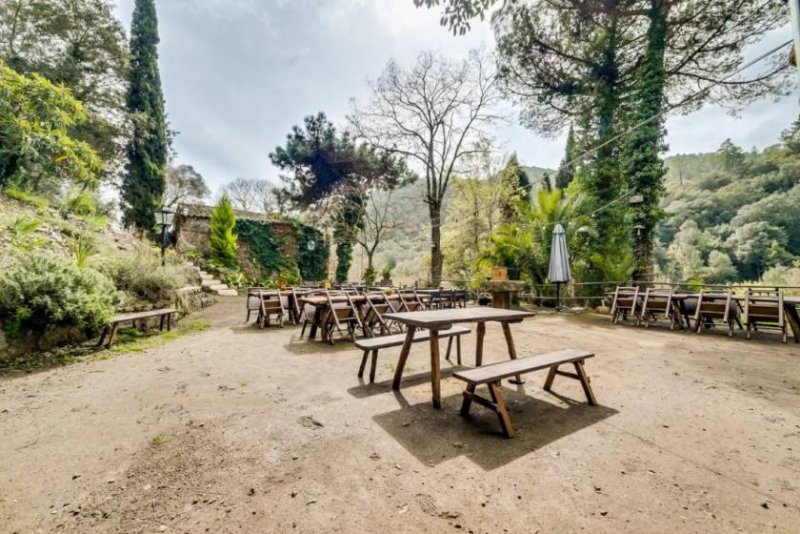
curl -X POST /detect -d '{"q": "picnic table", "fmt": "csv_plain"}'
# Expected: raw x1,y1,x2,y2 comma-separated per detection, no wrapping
383,307,536,409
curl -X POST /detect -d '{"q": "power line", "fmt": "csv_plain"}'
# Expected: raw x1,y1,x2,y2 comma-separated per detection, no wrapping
527,39,794,193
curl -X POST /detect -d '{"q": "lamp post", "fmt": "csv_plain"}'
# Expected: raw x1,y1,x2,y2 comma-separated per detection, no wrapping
156,206,175,267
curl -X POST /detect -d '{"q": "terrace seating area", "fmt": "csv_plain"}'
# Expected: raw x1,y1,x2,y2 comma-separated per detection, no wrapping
610,285,800,343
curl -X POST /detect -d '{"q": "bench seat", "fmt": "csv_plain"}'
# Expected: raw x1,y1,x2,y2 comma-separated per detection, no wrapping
98,308,178,348
356,326,471,383
453,349,596,438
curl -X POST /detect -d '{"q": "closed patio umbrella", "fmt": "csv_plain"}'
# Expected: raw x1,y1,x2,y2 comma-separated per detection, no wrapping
548,223,571,309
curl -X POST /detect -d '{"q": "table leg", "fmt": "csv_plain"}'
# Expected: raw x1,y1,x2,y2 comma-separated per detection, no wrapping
308,307,322,340
392,326,417,391
430,330,442,409
785,304,800,343
475,322,486,367
502,322,524,384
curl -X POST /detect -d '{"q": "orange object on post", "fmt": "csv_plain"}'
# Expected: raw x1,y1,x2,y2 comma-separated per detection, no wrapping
492,267,508,281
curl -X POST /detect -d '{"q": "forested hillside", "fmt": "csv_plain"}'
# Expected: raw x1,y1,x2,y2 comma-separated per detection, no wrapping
348,165,553,284
656,120,800,285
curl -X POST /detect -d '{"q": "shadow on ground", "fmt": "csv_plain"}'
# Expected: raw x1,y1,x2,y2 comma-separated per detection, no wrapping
373,387,617,471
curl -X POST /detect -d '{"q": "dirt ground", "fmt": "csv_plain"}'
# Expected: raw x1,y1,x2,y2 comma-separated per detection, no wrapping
1,297,799,533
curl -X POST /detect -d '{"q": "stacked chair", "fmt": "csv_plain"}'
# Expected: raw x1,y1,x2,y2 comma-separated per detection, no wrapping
744,288,788,343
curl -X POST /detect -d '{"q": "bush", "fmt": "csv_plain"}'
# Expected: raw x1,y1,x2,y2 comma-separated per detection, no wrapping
64,192,96,217
0,254,118,342
99,247,185,303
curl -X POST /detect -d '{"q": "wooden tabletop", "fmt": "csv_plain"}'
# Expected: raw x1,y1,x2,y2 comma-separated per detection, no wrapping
299,294,401,307
384,307,535,328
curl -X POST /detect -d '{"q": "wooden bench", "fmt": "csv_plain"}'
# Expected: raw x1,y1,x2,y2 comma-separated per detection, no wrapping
453,349,596,438
98,308,178,348
355,326,471,383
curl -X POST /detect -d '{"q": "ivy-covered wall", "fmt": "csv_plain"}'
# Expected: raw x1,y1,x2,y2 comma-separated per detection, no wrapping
234,219,328,283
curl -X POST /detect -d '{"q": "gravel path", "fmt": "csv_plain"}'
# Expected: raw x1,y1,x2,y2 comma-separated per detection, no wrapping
1,298,799,533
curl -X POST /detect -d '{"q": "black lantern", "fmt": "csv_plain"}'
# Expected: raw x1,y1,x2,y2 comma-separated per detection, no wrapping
156,206,175,267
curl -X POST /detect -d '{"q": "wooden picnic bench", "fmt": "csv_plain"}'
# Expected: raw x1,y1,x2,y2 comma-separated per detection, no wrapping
355,326,471,383
97,308,178,348
453,349,596,438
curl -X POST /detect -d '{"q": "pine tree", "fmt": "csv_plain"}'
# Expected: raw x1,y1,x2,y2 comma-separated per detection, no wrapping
210,197,239,269
555,126,577,189
121,0,168,233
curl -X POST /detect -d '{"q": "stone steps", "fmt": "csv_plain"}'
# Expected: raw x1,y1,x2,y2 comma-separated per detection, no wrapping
186,263,238,297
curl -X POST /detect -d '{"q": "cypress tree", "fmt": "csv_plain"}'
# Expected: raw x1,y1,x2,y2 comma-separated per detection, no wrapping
122,0,168,233
210,196,239,269
555,126,576,189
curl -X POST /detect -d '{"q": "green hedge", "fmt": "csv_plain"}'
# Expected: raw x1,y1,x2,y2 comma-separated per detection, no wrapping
234,219,328,282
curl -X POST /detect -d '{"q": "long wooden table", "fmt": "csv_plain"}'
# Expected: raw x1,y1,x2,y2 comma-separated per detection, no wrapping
383,308,535,409
298,294,416,342
613,291,800,342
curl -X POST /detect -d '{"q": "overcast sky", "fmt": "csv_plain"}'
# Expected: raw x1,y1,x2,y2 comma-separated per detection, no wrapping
112,0,799,194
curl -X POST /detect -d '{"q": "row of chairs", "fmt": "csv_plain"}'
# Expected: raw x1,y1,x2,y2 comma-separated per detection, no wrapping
305,288,430,345
611,286,791,343
429,288,469,310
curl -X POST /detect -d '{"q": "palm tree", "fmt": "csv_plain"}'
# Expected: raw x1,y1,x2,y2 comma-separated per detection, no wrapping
486,189,596,286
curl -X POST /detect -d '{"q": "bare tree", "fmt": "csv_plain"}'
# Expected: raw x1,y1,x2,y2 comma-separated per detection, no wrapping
219,177,277,213
162,164,210,208
350,49,501,285
355,188,403,282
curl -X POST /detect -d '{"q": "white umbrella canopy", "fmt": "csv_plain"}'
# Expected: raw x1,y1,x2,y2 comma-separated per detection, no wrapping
548,223,571,283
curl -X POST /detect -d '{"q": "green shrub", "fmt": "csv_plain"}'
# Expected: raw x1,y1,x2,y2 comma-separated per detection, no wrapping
99,247,184,303
210,196,238,269
0,254,118,342
64,192,96,217
4,187,49,210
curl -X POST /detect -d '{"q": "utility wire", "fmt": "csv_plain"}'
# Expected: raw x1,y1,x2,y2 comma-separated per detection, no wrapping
424,40,793,233
528,39,794,193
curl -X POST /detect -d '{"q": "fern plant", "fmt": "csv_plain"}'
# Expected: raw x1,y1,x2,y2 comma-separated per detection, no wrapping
68,233,97,268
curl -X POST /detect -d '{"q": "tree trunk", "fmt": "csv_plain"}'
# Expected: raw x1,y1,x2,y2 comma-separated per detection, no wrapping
626,0,669,284
430,201,443,287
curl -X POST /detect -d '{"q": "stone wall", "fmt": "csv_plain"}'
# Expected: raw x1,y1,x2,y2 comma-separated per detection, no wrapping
175,203,301,279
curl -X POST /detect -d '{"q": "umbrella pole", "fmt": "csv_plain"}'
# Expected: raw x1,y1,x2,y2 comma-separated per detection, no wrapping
556,282,560,309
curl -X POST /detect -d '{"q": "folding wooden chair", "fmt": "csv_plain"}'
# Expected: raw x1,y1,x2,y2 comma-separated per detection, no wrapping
361,292,398,337
321,290,364,345
398,289,426,312
245,289,263,323
610,286,640,324
638,287,679,329
744,289,788,343
257,289,288,328
693,291,742,337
